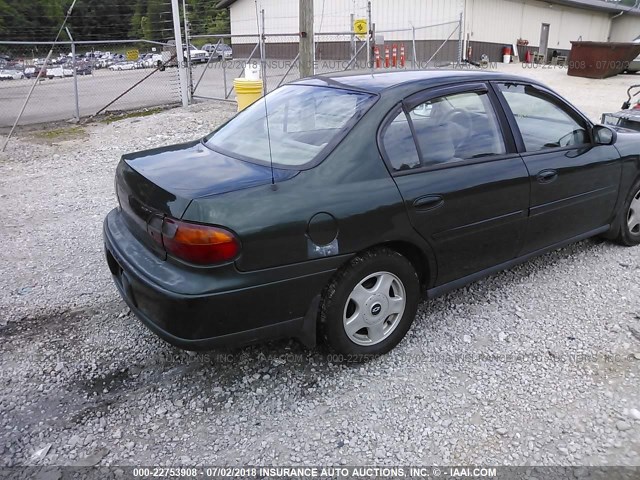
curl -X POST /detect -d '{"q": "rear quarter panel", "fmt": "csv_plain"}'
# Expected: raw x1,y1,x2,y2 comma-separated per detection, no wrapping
182,98,427,273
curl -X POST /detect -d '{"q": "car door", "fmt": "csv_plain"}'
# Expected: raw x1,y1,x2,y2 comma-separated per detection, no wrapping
379,83,530,286
492,82,622,254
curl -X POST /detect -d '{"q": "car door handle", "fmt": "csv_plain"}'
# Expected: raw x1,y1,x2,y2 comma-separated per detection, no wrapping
537,170,558,184
413,195,444,211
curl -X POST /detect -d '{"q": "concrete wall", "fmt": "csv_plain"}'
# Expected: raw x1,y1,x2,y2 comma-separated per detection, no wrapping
232,39,459,64
230,0,465,43
609,14,640,42
466,0,610,51
228,0,620,62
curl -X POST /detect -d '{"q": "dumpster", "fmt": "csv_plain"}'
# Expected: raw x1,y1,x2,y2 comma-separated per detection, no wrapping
568,41,640,79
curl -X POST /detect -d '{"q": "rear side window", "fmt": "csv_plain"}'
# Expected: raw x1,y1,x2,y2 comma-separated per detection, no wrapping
205,85,375,168
381,110,421,171
382,90,506,173
496,83,589,152
411,91,506,165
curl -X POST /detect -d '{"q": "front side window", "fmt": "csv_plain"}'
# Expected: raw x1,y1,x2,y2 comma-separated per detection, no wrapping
205,85,375,168
497,83,589,152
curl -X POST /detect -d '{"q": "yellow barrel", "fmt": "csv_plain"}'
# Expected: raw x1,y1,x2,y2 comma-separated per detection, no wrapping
234,79,263,111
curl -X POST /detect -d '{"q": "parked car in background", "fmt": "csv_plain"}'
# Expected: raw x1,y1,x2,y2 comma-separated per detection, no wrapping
185,45,208,63
139,53,163,68
214,44,233,60
97,58,114,69
24,66,47,79
109,62,137,71
103,70,640,357
75,62,93,76
84,51,102,61
627,35,640,74
47,66,74,78
202,43,233,60
0,69,25,80
202,43,216,55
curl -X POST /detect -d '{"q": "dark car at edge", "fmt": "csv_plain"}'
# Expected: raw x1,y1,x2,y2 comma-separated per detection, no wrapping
103,70,640,357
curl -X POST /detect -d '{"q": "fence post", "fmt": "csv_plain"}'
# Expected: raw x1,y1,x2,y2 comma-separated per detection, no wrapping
457,11,463,64
366,1,372,68
350,13,356,62
222,52,228,97
412,25,417,69
66,29,80,121
170,0,189,107
182,0,193,99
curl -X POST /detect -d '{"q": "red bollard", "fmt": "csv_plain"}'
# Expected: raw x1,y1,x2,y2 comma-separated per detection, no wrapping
384,45,390,68
374,46,381,69
524,49,532,64
392,44,398,68
400,44,406,68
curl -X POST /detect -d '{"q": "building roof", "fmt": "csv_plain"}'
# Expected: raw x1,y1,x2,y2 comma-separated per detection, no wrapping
552,0,640,14
218,0,640,15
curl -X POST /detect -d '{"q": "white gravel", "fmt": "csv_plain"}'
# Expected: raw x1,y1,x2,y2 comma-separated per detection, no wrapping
1,66,639,467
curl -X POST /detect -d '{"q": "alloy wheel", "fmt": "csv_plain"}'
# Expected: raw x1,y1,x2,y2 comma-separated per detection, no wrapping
343,271,406,346
628,189,640,235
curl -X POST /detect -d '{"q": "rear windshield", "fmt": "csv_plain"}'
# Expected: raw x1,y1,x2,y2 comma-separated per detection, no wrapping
205,85,375,168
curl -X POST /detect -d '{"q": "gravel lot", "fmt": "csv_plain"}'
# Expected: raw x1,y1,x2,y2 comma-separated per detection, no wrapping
1,65,640,468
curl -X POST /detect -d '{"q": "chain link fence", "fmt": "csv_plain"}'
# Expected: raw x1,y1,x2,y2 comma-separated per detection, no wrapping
0,40,181,128
185,17,463,102
0,6,464,128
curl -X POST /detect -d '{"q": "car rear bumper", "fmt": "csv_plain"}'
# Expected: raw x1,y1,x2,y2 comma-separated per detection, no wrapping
103,208,344,350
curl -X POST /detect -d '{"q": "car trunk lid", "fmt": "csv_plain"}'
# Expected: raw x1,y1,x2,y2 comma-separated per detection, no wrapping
115,140,297,258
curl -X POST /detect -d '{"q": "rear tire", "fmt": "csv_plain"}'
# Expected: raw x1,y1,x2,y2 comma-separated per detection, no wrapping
320,248,420,358
616,179,640,247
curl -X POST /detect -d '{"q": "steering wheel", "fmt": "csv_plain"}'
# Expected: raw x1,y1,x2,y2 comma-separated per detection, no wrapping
557,129,585,148
442,109,473,150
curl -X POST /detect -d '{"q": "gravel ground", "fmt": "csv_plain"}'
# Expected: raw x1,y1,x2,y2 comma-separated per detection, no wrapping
1,66,640,468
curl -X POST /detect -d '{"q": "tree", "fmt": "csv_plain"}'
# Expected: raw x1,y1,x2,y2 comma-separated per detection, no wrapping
186,0,230,36
129,1,144,39
0,0,230,42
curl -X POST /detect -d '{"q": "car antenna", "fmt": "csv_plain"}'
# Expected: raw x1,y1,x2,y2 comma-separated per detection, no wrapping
264,95,277,190
254,3,277,190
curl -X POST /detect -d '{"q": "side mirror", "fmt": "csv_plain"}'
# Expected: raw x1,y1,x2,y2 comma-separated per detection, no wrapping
593,124,617,146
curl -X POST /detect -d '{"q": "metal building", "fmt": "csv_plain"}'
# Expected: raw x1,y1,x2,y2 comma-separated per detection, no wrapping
218,0,640,62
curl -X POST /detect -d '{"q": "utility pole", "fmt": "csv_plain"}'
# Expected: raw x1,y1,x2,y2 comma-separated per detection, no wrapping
171,0,189,107
299,0,314,78
457,11,463,64
350,13,356,60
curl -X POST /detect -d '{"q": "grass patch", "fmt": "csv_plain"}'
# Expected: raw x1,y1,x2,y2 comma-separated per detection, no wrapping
101,107,164,124
33,126,86,143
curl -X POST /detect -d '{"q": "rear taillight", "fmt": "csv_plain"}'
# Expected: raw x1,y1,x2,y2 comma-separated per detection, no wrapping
148,217,240,265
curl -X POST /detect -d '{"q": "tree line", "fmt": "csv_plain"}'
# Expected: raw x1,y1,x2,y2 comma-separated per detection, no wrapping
0,0,229,42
